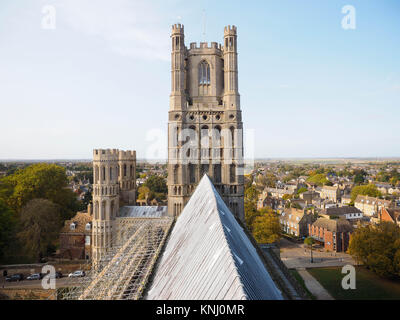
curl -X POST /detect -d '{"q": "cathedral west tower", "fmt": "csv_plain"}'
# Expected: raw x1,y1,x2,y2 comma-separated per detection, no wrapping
167,24,244,221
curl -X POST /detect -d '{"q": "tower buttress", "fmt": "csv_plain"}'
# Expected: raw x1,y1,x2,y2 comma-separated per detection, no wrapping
223,25,240,110
170,24,186,110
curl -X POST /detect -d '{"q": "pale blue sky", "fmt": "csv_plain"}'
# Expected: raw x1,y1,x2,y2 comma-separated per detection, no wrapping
0,0,399,159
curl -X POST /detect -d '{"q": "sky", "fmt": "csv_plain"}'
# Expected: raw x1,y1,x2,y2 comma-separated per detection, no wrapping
0,0,399,160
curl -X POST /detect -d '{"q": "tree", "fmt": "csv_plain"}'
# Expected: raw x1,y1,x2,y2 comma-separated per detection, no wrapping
2,163,79,220
0,199,16,261
348,222,400,278
350,184,382,203
304,237,315,263
252,211,281,244
144,175,167,194
138,186,151,200
297,187,308,195
353,173,365,184
17,199,62,263
282,194,292,201
307,174,329,186
244,185,259,204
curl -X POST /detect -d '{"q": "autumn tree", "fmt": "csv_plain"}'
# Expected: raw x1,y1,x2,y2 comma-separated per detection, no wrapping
1,163,80,220
252,210,281,244
18,199,62,263
348,222,400,278
350,184,382,203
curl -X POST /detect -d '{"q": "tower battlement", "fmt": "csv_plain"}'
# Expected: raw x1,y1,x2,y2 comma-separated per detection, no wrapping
93,149,119,161
224,25,237,35
118,150,136,160
171,23,184,35
189,42,222,50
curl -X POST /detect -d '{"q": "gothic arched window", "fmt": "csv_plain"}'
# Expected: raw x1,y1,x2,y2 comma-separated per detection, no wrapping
198,61,210,85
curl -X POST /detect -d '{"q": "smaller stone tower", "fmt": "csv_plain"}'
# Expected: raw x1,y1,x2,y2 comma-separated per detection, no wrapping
92,149,120,265
118,150,136,206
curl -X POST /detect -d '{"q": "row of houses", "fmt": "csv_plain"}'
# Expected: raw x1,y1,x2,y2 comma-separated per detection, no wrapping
279,206,362,252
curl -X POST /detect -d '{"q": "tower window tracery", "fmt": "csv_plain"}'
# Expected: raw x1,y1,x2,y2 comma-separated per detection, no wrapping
198,61,210,85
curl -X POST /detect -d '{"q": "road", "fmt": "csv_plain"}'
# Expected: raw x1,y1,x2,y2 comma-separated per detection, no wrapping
0,276,84,289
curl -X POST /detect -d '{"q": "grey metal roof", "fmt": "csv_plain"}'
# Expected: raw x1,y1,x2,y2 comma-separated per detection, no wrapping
146,175,283,300
118,206,167,218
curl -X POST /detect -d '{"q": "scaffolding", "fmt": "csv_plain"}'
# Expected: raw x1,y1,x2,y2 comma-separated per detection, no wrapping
56,217,173,300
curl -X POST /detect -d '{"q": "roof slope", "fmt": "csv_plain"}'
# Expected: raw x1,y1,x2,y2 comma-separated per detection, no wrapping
119,206,167,218
146,175,283,300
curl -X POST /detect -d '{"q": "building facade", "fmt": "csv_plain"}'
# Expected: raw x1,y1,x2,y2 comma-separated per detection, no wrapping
354,195,393,216
167,24,244,221
280,208,314,237
309,218,353,252
60,211,92,260
319,185,340,202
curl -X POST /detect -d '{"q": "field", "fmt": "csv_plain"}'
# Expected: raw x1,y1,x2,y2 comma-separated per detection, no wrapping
307,266,400,300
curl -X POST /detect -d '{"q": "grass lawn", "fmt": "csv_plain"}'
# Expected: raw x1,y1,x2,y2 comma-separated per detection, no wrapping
307,266,400,300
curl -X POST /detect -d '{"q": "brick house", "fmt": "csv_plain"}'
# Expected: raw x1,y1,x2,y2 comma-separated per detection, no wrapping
280,208,314,238
60,211,92,260
379,207,400,226
308,218,353,252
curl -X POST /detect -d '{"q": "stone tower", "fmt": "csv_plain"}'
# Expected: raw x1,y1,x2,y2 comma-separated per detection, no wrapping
92,149,120,265
92,148,136,265
118,150,136,206
167,24,244,221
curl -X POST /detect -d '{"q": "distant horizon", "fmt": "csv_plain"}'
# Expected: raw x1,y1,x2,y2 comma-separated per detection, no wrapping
1,156,400,163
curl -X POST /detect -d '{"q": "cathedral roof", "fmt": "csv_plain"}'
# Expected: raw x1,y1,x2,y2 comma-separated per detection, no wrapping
118,206,167,218
145,175,283,300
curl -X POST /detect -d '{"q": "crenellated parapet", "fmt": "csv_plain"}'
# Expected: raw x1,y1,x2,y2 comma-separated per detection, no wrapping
118,150,136,161
93,149,119,162
224,25,237,35
171,23,184,35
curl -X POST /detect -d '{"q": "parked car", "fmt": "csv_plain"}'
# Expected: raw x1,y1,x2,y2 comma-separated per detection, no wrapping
26,273,43,280
68,270,85,278
5,273,24,282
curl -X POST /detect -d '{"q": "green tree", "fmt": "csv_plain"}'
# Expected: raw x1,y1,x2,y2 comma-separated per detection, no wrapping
349,222,400,278
18,199,62,262
0,199,16,261
2,163,79,220
297,187,308,195
144,175,167,194
307,174,329,186
350,184,382,203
